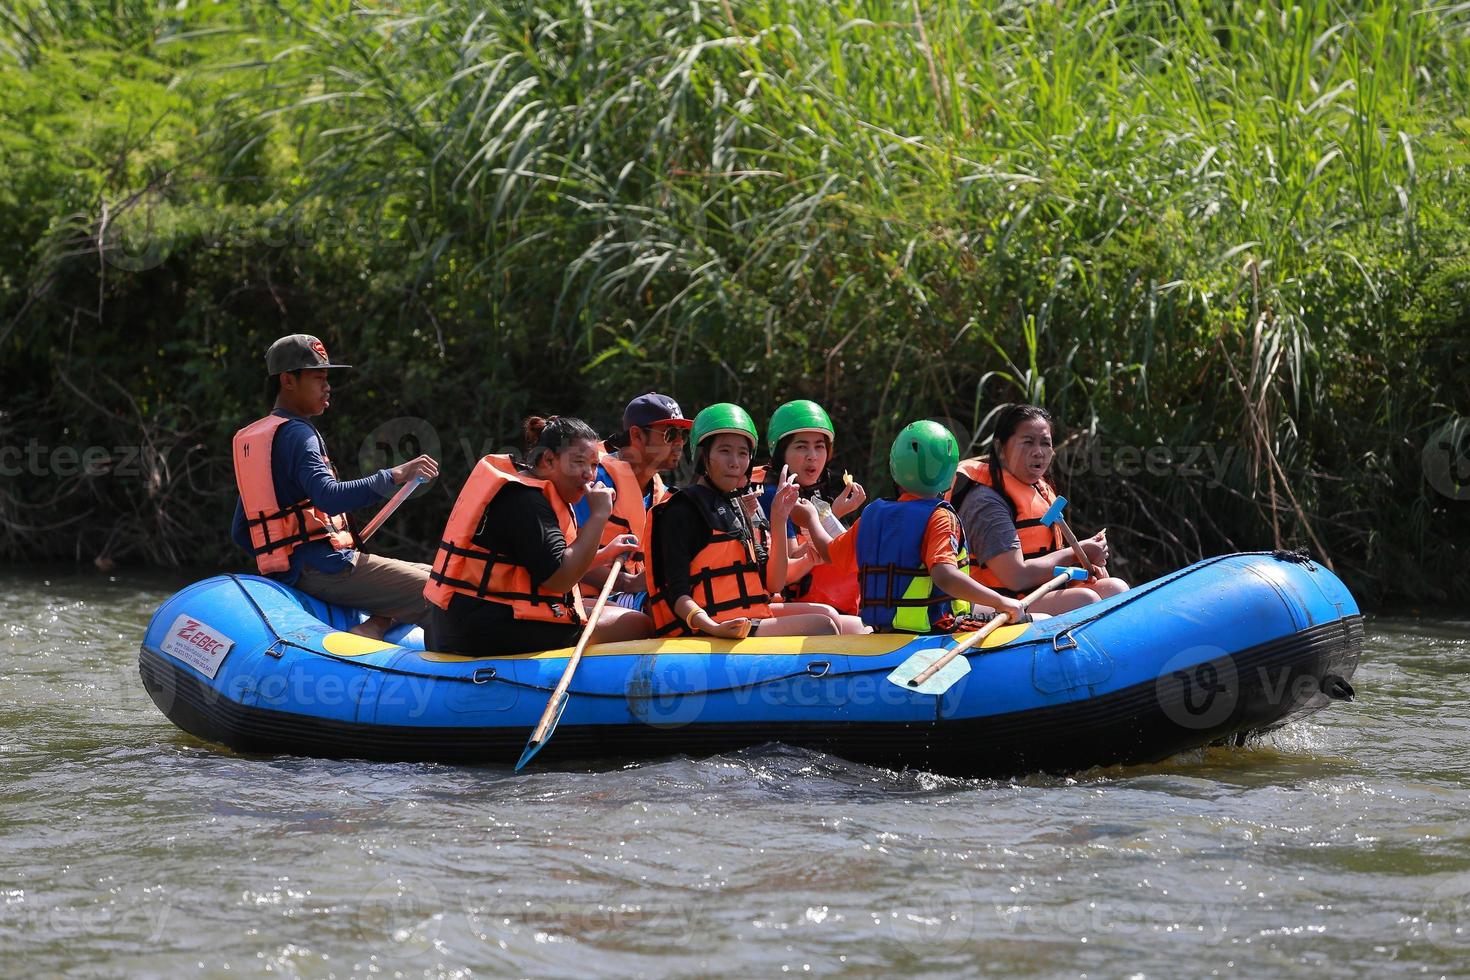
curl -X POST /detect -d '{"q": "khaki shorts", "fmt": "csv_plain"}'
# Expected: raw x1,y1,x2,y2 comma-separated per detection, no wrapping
295,552,432,625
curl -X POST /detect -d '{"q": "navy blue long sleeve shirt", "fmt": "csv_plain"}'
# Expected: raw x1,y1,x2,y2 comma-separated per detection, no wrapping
231,409,395,584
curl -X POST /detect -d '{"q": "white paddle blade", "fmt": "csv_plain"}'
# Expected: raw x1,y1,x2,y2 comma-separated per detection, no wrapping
886,649,972,695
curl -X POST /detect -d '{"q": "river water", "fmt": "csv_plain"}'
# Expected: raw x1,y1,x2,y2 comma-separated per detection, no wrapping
1,567,1467,978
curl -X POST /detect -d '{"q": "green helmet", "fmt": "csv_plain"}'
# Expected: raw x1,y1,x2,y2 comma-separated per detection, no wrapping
889,420,960,496
766,399,835,452
692,403,758,450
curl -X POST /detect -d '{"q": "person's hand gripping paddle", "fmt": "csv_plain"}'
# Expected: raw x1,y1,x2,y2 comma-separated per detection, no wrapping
886,566,1089,695
1041,496,1105,580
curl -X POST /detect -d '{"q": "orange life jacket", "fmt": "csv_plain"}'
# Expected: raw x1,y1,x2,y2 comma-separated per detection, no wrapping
647,483,772,636
951,457,1063,595
799,547,861,615
232,415,354,575
751,464,859,613
597,454,650,578
423,455,584,623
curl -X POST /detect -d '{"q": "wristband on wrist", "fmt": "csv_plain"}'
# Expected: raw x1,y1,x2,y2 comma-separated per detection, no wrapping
683,605,703,631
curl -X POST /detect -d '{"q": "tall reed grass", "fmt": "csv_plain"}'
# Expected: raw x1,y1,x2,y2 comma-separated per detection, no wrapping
3,0,1468,600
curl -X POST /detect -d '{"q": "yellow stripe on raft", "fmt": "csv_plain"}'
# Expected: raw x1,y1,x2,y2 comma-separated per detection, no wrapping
414,622,1032,662
321,632,397,657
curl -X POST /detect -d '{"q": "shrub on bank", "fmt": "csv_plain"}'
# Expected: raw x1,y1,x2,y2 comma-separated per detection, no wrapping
2,0,1467,602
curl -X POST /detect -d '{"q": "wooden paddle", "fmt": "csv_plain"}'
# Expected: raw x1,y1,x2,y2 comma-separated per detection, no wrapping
357,475,427,543
515,556,624,771
887,566,1089,695
1041,496,1104,580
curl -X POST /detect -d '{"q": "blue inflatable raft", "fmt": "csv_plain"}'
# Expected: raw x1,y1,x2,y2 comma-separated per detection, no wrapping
138,551,1362,777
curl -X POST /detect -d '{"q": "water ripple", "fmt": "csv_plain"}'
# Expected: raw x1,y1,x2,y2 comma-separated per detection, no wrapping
2,571,1468,976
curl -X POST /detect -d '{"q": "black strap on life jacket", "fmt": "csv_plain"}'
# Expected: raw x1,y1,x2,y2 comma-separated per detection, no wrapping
857,562,948,609
950,472,978,511
245,498,340,557
649,485,769,636
428,537,579,618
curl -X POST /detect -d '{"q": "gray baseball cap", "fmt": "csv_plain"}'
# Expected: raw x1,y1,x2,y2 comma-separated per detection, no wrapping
265,334,352,375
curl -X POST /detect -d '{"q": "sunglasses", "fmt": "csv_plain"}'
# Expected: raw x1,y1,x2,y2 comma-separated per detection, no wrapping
642,425,686,444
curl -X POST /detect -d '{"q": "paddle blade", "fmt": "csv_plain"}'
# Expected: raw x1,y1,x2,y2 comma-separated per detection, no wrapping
887,648,972,696
514,690,568,771
1040,496,1068,527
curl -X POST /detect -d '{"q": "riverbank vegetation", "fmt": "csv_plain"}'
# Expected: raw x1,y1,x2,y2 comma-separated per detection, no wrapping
2,0,1467,603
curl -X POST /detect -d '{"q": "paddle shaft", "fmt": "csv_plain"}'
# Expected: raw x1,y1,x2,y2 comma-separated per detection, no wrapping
358,476,425,543
1054,516,1103,580
909,570,1074,688
524,556,624,747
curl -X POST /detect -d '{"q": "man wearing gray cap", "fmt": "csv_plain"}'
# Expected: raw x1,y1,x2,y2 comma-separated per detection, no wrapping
230,334,438,638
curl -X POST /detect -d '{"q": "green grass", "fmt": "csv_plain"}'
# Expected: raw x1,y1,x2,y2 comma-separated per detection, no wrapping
2,0,1468,602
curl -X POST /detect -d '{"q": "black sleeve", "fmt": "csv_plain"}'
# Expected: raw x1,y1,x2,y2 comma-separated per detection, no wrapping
753,527,770,588
472,484,567,589
653,493,711,604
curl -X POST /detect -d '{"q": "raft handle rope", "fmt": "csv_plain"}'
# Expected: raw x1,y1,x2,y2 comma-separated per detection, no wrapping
227,574,322,661
1045,551,1281,655
220,554,1314,701
224,573,473,684
219,574,866,700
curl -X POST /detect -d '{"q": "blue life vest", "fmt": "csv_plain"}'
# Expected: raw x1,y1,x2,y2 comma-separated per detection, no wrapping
855,498,970,633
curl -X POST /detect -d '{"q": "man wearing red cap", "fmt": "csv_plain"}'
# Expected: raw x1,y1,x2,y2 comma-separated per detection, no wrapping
230,334,438,638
